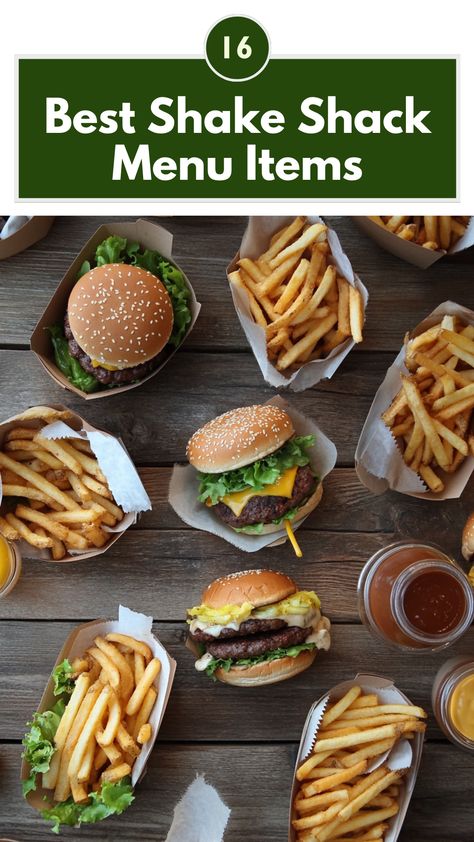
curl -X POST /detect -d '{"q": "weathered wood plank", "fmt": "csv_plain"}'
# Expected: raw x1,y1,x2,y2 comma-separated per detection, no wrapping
2,620,473,742
1,215,473,351
0,348,395,465
1,742,473,841
135,467,474,550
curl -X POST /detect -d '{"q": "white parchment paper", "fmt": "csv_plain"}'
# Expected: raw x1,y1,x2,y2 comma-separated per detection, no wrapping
168,396,337,552
355,301,474,499
165,775,230,842
228,216,369,392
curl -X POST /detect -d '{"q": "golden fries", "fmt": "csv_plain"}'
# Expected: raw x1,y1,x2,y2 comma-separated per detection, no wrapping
371,215,470,251
27,633,160,812
382,316,474,492
292,687,427,841
0,408,123,558
231,217,364,373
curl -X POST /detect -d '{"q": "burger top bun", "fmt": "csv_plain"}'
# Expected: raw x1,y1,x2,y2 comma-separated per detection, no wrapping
68,264,174,369
214,647,317,687
202,568,297,610
186,404,294,473
462,512,474,560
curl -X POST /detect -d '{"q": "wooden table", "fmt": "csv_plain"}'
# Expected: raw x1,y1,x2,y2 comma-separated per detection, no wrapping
1,216,474,841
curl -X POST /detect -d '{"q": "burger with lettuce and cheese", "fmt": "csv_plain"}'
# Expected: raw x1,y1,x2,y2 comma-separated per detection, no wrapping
186,404,322,541
187,569,331,685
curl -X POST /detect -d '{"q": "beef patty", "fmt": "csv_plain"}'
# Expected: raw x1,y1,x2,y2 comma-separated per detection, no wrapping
214,465,316,528
64,314,163,385
190,617,287,644
207,624,309,660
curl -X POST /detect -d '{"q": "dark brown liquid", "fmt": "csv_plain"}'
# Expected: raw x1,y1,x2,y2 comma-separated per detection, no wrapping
403,570,466,635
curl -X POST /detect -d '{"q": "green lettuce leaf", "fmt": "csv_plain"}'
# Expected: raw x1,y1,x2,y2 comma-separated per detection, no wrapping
22,699,66,796
198,435,316,505
47,325,100,393
52,659,75,697
205,642,317,680
95,234,128,266
41,778,135,833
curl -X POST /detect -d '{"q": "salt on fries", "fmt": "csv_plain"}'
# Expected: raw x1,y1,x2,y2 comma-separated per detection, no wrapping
292,686,427,841
229,217,364,372
382,315,474,493
368,215,470,251
39,634,159,804
0,406,123,558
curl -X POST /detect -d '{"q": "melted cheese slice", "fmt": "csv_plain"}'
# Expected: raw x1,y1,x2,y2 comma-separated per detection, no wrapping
220,466,298,517
90,359,119,371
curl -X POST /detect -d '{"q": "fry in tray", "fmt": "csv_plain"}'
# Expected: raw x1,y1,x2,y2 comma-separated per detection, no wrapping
368,215,470,251
22,633,160,832
292,687,427,841
381,315,474,493
229,217,364,373
0,406,124,558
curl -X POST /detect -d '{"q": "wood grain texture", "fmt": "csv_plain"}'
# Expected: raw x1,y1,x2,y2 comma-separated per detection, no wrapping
2,620,474,742
1,742,474,841
1,216,474,841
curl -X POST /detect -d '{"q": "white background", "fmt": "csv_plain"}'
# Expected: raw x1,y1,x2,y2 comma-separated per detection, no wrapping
0,0,470,215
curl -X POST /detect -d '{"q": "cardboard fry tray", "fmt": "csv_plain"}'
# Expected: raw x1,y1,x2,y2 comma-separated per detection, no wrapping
354,216,474,269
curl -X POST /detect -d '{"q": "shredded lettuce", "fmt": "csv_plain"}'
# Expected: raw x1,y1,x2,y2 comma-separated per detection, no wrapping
22,699,66,796
52,659,75,697
198,435,316,505
42,778,135,833
205,642,317,679
47,325,100,393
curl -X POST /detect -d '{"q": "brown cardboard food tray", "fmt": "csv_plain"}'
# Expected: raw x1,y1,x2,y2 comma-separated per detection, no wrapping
289,673,425,842
21,606,176,815
30,219,200,399
0,404,151,561
0,216,54,260
354,216,474,269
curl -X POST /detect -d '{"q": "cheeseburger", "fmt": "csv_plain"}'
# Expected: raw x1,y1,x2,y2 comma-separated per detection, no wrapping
187,569,331,685
186,404,321,540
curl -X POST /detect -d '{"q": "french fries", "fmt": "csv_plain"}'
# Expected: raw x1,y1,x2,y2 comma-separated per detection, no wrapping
368,215,470,251
24,632,160,818
382,316,474,492
230,217,364,373
0,408,124,558
293,687,427,841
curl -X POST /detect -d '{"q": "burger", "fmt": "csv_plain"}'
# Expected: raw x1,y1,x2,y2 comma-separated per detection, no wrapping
186,404,321,537
48,235,191,393
187,569,331,685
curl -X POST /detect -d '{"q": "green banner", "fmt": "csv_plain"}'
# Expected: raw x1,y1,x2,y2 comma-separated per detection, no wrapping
18,57,456,199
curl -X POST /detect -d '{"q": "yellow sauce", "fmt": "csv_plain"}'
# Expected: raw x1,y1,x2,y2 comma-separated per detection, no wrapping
450,674,474,740
0,536,13,590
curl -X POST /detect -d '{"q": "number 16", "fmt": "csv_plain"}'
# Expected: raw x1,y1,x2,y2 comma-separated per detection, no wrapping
223,35,252,60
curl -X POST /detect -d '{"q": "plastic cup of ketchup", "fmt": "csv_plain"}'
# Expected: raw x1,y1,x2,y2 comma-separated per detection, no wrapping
0,535,21,598
357,541,474,652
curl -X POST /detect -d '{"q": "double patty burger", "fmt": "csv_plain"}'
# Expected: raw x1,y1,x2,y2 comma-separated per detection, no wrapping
65,264,174,386
186,404,321,538
187,569,331,685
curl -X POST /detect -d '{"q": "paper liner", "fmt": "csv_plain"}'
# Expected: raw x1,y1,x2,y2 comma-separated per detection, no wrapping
355,301,474,499
21,605,177,814
289,673,424,842
354,216,474,269
0,404,151,561
168,395,337,552
227,216,369,392
30,219,201,400
0,216,54,260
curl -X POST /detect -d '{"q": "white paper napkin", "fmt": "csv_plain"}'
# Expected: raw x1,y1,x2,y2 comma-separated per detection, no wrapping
0,215,31,239
165,775,230,842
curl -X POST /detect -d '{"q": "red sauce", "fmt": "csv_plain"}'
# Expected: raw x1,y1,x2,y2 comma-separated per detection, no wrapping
403,570,466,635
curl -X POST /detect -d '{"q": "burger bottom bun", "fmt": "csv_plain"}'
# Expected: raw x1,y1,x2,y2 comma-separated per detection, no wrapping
231,482,323,536
214,648,317,687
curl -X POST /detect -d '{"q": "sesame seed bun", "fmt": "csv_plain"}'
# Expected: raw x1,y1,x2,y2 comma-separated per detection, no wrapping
214,648,317,686
232,482,323,535
201,568,297,609
67,264,174,369
186,405,294,473
462,512,474,560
